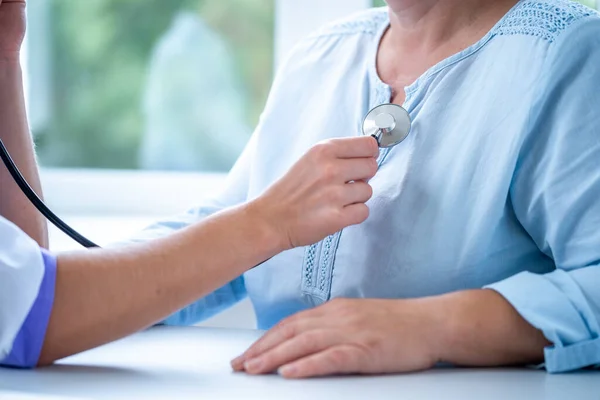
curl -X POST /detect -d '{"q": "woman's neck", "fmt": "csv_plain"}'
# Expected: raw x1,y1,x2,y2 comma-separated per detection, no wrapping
378,0,519,104
385,0,518,54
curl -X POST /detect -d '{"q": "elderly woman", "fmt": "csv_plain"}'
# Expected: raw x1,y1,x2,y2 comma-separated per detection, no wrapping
140,0,600,377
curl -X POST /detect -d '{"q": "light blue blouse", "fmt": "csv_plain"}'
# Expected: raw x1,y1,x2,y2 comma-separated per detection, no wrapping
129,0,600,373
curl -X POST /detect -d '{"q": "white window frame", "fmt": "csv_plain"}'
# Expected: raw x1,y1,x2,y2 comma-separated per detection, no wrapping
25,0,371,216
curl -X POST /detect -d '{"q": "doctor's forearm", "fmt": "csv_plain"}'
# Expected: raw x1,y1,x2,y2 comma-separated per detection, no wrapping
0,60,48,247
36,136,377,365
432,289,550,367
38,203,283,365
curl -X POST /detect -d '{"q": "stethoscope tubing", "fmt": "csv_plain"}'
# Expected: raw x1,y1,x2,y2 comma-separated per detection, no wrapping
0,138,100,248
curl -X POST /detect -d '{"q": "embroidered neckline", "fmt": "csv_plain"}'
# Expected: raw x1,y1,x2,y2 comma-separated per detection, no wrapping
495,0,596,42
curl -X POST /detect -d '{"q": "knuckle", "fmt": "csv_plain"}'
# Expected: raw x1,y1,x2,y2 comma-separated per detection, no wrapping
310,143,328,160
327,137,343,146
362,212,370,223
336,300,361,321
348,312,367,327
368,158,379,176
331,208,347,227
362,183,374,200
330,298,352,313
348,204,369,223
327,348,351,367
359,204,370,220
320,163,339,182
330,186,345,203
314,140,334,157
277,321,297,340
296,334,313,350
368,136,380,155
363,335,384,354
298,331,321,350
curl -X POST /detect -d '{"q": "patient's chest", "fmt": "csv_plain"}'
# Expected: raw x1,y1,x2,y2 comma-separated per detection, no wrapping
243,47,555,328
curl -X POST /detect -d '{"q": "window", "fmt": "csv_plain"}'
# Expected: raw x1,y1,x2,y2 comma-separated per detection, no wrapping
27,0,274,173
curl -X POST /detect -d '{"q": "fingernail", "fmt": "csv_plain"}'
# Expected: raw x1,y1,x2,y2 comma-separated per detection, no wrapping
231,356,244,370
278,365,297,377
244,358,263,372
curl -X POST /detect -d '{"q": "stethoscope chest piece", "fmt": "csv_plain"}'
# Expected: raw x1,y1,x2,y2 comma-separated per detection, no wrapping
362,103,412,148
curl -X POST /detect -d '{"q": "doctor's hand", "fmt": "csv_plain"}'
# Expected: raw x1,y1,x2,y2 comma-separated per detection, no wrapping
250,137,379,250
231,298,444,378
0,0,26,60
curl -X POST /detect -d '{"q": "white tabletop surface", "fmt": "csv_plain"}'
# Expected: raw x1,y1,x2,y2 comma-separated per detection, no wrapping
0,326,598,400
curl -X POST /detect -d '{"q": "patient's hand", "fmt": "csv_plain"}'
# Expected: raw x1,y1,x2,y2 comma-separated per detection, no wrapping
231,298,442,378
250,136,379,250
0,0,26,61
232,290,549,378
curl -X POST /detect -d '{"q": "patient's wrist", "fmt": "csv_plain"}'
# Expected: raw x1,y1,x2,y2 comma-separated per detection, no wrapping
405,296,453,365
425,289,548,367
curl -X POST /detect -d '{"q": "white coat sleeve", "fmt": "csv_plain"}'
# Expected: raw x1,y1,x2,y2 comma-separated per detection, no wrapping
0,216,56,368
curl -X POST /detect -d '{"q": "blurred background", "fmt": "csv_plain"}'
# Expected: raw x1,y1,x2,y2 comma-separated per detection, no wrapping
27,0,274,172
20,0,599,328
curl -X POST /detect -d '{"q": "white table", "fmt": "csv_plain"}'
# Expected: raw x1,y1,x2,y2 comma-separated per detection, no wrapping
1,327,598,400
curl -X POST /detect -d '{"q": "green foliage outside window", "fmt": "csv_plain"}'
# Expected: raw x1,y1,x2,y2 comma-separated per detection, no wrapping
35,0,274,170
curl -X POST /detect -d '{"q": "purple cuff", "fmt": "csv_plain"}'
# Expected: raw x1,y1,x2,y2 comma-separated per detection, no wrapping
1,249,57,368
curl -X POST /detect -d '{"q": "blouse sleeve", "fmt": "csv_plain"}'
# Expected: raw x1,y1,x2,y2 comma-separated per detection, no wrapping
486,16,600,373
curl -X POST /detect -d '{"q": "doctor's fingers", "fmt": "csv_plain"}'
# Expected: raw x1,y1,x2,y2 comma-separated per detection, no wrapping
340,181,373,206
315,136,379,160
338,158,379,182
339,203,370,227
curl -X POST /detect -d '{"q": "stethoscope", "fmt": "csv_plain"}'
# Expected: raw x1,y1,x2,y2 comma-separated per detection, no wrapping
0,104,411,249
363,103,411,149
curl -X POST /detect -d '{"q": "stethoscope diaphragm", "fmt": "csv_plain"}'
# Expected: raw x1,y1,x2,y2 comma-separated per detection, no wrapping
362,103,411,148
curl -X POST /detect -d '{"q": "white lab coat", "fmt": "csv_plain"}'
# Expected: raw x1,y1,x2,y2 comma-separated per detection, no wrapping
0,216,45,361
